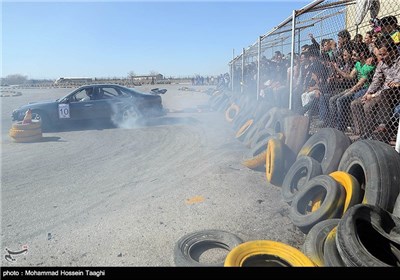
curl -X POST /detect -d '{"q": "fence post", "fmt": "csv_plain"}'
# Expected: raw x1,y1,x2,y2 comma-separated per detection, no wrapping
231,49,235,92
257,36,262,101
289,9,296,110
396,120,400,153
241,48,245,94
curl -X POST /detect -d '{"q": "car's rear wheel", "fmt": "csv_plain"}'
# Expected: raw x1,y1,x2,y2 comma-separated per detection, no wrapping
119,106,142,126
122,107,138,120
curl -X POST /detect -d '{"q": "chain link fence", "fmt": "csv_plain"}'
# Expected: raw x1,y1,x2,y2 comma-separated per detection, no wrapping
229,0,400,148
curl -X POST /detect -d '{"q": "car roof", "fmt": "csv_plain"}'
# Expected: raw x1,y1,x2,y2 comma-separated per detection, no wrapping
81,84,127,88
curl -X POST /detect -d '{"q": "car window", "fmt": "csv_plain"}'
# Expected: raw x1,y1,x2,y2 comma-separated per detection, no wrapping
73,88,90,102
101,87,120,98
118,87,134,97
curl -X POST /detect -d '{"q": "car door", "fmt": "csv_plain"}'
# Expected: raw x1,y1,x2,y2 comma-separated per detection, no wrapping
67,87,97,121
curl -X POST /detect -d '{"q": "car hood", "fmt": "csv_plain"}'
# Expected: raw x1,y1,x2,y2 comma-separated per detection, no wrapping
28,99,55,105
18,99,57,110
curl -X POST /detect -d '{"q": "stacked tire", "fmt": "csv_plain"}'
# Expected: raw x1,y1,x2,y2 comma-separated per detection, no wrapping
9,120,42,143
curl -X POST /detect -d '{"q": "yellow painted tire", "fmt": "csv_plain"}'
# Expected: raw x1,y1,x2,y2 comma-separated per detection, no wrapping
225,104,240,123
265,138,284,186
10,133,42,143
224,240,315,267
289,175,346,233
242,151,267,169
12,120,41,130
242,135,277,170
9,128,42,138
329,171,362,214
235,119,254,141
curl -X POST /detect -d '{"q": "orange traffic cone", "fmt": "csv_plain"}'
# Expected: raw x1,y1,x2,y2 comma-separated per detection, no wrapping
22,109,32,124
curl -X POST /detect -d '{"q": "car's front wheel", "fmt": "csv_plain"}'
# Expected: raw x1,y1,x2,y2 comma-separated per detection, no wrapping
32,110,52,132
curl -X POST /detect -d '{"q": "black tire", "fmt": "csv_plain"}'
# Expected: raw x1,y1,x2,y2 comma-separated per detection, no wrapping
281,156,323,205
246,127,275,149
216,96,230,112
232,106,254,131
31,110,52,132
241,122,262,148
174,230,243,267
210,94,226,110
336,204,400,267
256,107,290,133
208,92,220,106
297,128,351,174
393,194,400,218
289,175,346,234
338,140,400,212
302,219,341,267
119,106,142,125
264,108,295,133
252,109,275,132
253,102,273,122
323,227,346,267
235,119,254,142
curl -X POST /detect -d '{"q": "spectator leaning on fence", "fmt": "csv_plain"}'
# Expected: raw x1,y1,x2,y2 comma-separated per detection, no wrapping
329,43,376,132
350,34,400,143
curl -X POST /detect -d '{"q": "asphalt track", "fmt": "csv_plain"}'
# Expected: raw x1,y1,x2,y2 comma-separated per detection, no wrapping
1,84,304,266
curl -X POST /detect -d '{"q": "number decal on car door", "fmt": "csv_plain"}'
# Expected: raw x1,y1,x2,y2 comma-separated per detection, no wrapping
58,104,70,119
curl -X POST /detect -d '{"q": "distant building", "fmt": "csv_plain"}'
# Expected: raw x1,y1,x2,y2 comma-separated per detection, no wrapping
54,77,94,85
132,74,164,83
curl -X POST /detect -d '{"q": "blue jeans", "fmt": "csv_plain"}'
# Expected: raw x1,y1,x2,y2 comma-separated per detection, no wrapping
336,88,367,131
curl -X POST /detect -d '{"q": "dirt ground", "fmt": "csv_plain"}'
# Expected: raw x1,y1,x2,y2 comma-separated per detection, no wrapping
1,84,305,267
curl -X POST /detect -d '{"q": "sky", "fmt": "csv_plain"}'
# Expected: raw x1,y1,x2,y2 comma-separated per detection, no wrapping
2,0,310,80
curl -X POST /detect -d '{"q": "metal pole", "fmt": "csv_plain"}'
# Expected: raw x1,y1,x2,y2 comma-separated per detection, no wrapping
297,28,301,55
231,49,235,92
257,36,261,101
241,48,245,94
289,9,296,110
396,120,400,153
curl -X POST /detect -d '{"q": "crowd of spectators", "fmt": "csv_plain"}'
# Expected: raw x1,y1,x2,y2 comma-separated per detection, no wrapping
231,14,400,144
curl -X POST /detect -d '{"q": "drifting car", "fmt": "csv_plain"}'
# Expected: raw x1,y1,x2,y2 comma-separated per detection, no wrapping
11,84,167,131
